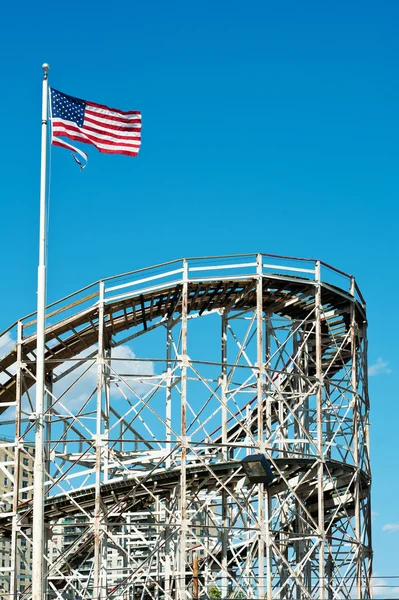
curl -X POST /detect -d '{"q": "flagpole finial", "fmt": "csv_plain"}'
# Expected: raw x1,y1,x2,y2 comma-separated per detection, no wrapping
42,63,50,79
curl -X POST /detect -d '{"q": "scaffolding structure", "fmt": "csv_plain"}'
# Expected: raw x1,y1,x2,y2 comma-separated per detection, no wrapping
0,253,372,599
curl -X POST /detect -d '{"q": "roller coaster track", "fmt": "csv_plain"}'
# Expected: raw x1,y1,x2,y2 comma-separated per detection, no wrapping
0,254,371,600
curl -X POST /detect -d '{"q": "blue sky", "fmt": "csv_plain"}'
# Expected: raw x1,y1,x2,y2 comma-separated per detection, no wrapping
0,0,398,588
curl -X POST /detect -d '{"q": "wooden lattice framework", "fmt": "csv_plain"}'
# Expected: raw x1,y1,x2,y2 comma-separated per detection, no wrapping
0,253,372,600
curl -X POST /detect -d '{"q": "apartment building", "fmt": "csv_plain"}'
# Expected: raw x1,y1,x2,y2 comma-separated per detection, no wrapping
0,440,35,599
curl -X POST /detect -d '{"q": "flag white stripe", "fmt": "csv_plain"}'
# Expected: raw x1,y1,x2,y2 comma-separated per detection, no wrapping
53,117,141,140
53,124,140,152
83,120,141,137
84,110,142,130
52,136,88,165
53,119,141,145
87,104,142,121
50,88,141,158
95,142,139,152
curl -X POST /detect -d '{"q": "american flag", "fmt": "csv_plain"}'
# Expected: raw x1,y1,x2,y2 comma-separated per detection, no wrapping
50,88,141,157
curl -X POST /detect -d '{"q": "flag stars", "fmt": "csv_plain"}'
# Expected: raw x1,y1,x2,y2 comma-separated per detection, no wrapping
50,86,141,157
50,89,85,127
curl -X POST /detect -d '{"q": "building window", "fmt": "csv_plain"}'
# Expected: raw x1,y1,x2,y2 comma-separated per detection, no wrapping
23,458,29,466
23,470,28,478
3,477,7,486
22,480,28,488
22,492,28,500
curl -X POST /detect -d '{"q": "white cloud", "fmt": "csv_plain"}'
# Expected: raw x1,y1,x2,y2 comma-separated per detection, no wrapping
373,576,399,597
369,357,392,377
110,344,154,396
53,344,155,411
0,333,155,414
382,523,399,533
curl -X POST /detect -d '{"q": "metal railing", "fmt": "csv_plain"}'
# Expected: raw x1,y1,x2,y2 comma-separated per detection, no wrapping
0,253,365,344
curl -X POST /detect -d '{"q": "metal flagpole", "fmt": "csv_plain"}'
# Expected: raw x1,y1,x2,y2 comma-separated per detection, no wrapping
32,62,50,600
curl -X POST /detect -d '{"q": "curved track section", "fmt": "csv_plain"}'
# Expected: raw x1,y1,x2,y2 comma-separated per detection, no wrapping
0,254,371,600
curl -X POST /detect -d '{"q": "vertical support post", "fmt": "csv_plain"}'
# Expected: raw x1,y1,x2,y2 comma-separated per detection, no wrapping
164,317,174,600
293,328,300,454
325,382,332,460
44,374,52,484
164,495,172,600
221,310,228,460
103,348,111,483
245,404,251,456
32,62,50,600
326,553,334,600
155,496,161,600
325,377,332,599
193,552,199,600
350,277,362,600
221,309,228,597
178,259,189,600
164,323,173,596
364,336,370,478
293,326,305,600
126,513,132,600
100,343,109,597
204,498,210,595
10,322,23,600
265,313,273,600
315,261,325,600
256,254,265,600
166,322,173,470
364,331,373,596
43,372,53,600
93,281,105,600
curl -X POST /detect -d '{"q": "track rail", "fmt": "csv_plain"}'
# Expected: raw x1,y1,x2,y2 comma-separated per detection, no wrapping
0,254,371,600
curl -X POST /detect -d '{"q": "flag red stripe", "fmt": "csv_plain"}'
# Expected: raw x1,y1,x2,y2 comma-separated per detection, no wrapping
52,136,88,163
83,115,142,133
54,118,141,141
91,146,139,156
52,137,71,149
52,123,140,149
50,88,141,158
85,108,141,126
53,131,139,155
86,100,141,116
